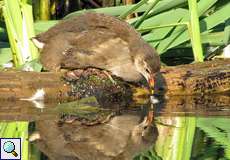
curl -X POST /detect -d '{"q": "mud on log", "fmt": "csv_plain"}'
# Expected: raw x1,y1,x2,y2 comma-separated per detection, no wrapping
0,59,229,101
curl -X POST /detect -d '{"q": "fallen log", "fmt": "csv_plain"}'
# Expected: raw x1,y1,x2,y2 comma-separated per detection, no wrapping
156,59,230,95
0,59,229,101
0,71,70,101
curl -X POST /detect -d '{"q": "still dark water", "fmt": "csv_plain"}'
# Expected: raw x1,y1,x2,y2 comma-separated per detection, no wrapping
0,94,230,160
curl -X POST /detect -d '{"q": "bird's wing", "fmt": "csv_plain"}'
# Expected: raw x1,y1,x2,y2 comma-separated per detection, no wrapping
60,29,133,70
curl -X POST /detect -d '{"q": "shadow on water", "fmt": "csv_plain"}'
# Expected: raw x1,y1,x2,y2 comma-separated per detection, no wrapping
0,92,230,160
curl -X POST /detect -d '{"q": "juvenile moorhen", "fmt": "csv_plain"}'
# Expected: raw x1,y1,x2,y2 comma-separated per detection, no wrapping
33,12,160,89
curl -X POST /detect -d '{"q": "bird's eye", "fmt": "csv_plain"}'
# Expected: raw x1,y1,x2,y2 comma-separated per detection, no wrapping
145,68,150,73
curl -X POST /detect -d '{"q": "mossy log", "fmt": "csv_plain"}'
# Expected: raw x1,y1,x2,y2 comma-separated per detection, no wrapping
0,59,229,101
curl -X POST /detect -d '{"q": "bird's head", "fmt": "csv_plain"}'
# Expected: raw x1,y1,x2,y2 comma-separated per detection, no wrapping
134,44,160,90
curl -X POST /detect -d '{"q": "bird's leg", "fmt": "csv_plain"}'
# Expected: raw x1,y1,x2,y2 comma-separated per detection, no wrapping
146,103,155,125
64,69,84,80
146,111,154,125
103,70,117,85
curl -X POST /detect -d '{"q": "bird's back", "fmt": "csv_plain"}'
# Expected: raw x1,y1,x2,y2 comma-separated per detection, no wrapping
36,12,142,49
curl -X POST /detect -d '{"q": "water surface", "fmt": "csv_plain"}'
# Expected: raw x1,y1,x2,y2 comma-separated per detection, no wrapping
0,93,230,160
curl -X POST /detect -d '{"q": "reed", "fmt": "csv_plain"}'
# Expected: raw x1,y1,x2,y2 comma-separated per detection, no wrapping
39,0,50,20
188,0,203,62
153,117,196,160
3,0,39,66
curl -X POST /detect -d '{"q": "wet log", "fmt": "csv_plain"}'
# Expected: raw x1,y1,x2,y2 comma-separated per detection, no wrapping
0,71,70,101
156,59,230,95
0,59,229,101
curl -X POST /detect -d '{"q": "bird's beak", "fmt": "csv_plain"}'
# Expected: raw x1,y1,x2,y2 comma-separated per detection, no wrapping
148,74,155,94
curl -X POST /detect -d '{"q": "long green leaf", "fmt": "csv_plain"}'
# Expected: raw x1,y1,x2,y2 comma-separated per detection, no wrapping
201,31,225,45
175,31,226,47
152,0,228,54
223,18,230,45
134,0,160,28
21,3,39,59
119,0,148,19
147,0,187,17
64,0,187,19
34,20,58,34
142,0,216,53
3,0,40,67
3,0,23,65
141,9,188,47
188,0,204,62
197,118,230,159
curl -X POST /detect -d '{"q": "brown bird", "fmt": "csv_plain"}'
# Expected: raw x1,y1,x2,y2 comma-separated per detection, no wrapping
32,12,160,89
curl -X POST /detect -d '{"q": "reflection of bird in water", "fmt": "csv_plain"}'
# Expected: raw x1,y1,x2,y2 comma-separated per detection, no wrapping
33,12,160,90
113,115,158,160
131,116,155,142
30,114,158,160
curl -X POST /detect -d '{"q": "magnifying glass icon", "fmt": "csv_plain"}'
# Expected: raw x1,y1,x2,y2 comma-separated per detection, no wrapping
3,141,18,157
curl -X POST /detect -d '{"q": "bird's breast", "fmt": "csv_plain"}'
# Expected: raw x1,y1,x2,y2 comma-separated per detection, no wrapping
108,63,143,82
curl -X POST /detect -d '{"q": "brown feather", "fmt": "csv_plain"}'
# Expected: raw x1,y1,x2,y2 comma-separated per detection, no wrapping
36,12,160,82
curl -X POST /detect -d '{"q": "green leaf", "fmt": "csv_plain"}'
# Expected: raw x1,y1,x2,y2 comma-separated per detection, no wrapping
201,31,225,45
175,31,226,47
197,117,230,158
18,59,42,71
134,0,161,28
64,0,187,19
119,0,148,19
3,0,41,66
149,1,229,54
147,0,187,17
141,8,188,47
21,3,39,59
188,0,204,62
34,20,58,34
0,47,12,65
223,18,230,45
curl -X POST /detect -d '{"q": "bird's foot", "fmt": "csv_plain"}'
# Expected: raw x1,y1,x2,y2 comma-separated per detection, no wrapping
65,69,84,80
103,70,117,85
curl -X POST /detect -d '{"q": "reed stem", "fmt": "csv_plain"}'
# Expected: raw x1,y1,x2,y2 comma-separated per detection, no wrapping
188,0,204,62
40,0,50,20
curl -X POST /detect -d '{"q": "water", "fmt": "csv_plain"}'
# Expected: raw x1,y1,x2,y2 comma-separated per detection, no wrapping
0,93,230,160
